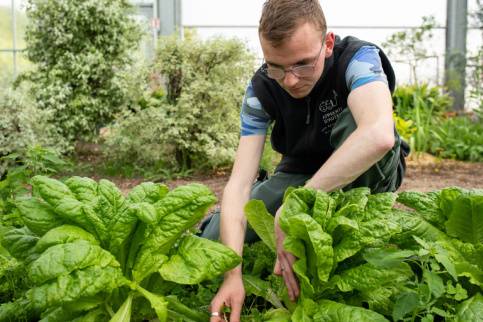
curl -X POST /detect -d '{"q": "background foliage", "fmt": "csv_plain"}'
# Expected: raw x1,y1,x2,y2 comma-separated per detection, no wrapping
104,34,256,173
14,0,143,146
0,85,70,177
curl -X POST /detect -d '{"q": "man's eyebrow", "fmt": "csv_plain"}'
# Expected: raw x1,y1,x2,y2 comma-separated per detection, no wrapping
266,57,313,68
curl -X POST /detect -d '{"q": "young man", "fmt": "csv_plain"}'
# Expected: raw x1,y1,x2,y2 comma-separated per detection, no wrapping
201,0,409,320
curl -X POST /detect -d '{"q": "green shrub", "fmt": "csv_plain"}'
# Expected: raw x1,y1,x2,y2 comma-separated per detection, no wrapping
429,114,483,162
0,86,70,176
15,0,143,145
105,34,256,172
392,83,453,156
392,83,453,118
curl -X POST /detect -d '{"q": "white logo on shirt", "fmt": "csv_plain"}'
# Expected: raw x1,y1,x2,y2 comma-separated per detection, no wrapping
318,90,338,112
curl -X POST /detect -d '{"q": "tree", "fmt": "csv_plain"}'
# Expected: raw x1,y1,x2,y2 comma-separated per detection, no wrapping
16,0,143,145
382,16,437,85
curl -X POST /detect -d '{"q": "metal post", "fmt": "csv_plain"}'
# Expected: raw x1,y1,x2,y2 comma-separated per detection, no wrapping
445,0,468,111
153,0,158,47
158,0,182,37
12,0,17,77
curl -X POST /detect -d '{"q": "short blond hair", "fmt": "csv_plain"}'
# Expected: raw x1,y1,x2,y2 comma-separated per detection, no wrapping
259,0,327,46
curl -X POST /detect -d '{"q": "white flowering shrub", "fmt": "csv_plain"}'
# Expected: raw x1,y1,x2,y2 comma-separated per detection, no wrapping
104,34,256,171
15,0,143,145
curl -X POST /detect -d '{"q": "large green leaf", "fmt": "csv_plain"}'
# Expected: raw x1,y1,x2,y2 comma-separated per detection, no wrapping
335,187,370,222
396,190,446,230
109,292,133,322
440,186,468,219
54,198,108,244
126,182,169,204
159,235,241,284
30,175,74,207
133,184,216,276
445,192,483,244
27,265,124,311
1,227,39,263
278,187,316,235
244,199,277,254
364,192,398,221
387,209,446,249
455,292,483,321
242,275,284,309
97,179,128,218
291,298,319,321
29,239,119,285
314,299,389,321
282,213,333,296
312,190,336,230
107,203,157,256
135,286,168,322
360,286,399,316
36,224,98,253
16,197,64,236
64,176,98,204
335,262,413,292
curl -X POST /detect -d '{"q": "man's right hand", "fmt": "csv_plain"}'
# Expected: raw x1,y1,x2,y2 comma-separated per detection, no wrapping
209,274,245,322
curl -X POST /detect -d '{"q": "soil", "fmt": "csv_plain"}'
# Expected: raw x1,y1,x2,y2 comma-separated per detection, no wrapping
76,143,482,216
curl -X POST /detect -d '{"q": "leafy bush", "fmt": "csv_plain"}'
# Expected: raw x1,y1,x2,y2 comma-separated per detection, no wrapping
392,83,453,118
15,0,143,145
429,114,483,162
392,83,453,156
0,86,70,177
242,186,483,320
0,175,241,321
105,34,256,172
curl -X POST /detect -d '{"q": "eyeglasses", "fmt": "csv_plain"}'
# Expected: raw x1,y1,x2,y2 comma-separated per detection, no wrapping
261,38,325,80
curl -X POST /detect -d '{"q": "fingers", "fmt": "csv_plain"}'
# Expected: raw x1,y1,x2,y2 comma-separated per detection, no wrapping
209,310,223,322
210,296,228,322
229,298,243,322
209,300,224,322
210,277,245,322
274,251,300,301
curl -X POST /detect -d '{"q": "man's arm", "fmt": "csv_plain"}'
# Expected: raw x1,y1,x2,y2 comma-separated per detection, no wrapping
305,80,395,191
210,134,266,322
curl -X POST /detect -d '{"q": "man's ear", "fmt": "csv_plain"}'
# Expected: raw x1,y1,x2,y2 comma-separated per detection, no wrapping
324,32,335,58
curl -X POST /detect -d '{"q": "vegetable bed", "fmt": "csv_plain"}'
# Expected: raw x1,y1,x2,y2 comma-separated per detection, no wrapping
0,175,482,321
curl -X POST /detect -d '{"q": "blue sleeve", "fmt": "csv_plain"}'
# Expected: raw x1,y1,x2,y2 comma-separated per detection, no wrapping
240,81,272,136
345,46,389,92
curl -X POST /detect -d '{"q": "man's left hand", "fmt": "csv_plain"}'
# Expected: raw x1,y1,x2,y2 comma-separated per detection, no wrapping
273,207,300,301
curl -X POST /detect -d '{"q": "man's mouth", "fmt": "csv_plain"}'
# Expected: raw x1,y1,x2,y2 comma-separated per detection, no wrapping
288,86,304,93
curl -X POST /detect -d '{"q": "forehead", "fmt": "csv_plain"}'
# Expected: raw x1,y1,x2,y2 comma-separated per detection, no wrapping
260,22,322,66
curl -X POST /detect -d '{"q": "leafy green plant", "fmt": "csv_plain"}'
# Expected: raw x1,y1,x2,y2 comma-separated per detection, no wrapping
0,145,66,228
242,185,483,320
392,83,453,118
393,113,418,143
0,86,71,177
392,83,453,158
0,175,241,321
429,114,483,162
104,34,256,173
14,0,143,145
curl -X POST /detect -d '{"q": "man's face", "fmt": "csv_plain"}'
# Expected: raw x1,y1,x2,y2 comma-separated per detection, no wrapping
260,23,334,99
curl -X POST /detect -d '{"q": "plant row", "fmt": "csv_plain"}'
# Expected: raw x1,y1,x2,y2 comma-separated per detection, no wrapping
1,173,482,321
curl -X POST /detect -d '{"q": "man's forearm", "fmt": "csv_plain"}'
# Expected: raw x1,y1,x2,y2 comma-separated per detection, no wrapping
305,125,393,192
219,181,252,276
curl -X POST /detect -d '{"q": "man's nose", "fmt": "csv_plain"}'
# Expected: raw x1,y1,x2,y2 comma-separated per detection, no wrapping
283,71,299,87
